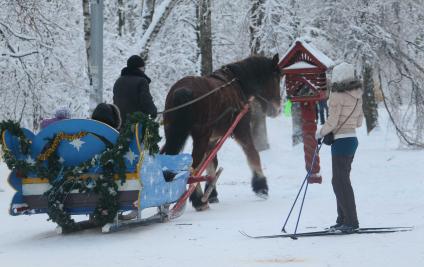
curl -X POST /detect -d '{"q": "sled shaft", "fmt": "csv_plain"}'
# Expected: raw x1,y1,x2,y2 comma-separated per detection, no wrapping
171,99,252,216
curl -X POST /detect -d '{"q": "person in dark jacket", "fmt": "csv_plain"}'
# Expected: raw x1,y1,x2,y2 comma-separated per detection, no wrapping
91,103,122,130
113,55,157,124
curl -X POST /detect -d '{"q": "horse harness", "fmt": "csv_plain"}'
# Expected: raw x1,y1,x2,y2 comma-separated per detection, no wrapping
157,74,238,115
157,66,272,127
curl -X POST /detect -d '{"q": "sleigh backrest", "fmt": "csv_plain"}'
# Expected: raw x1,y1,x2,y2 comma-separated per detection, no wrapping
3,119,142,173
2,119,144,215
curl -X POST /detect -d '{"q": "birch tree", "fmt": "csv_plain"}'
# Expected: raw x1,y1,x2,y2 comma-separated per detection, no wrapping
142,0,155,32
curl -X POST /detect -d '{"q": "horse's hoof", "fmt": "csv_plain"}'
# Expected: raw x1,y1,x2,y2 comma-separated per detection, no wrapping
255,189,268,200
208,196,219,204
194,203,209,211
252,174,269,197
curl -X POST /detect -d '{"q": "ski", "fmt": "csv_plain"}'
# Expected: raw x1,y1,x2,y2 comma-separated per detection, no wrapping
240,227,413,239
324,226,413,231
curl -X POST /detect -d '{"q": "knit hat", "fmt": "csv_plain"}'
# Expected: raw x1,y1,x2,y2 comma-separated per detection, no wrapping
331,62,356,84
54,107,71,119
127,55,145,69
330,62,362,92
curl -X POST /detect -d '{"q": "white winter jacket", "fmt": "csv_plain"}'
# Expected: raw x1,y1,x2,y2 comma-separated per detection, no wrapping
319,82,364,138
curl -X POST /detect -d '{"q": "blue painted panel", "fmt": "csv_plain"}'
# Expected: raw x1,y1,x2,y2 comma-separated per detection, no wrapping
31,119,119,157
55,133,107,167
3,119,193,219
139,154,191,209
156,154,192,172
8,170,26,216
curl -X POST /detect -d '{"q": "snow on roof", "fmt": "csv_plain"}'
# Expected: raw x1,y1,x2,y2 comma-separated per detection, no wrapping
281,38,335,68
301,41,335,68
283,61,317,70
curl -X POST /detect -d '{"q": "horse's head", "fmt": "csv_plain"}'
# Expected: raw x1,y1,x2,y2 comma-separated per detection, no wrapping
224,54,283,117
255,54,282,118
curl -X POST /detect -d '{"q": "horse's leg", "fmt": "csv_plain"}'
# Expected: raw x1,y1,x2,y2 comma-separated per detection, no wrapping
162,121,190,155
233,121,269,198
190,134,211,211
204,156,219,203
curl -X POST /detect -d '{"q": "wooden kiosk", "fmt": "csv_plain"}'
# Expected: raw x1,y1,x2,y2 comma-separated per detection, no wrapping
279,40,335,183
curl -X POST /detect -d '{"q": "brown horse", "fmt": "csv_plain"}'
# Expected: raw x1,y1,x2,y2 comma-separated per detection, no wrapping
162,54,282,210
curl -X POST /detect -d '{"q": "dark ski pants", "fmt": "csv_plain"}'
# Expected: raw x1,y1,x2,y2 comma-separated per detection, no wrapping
331,137,359,227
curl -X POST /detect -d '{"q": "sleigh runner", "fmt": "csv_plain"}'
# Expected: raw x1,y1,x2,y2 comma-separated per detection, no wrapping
1,115,194,233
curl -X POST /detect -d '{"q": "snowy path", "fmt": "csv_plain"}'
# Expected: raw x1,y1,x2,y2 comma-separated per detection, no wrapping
1,109,423,267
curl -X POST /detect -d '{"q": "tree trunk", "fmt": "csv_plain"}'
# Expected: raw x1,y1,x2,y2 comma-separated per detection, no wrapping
142,0,155,32
141,0,178,61
82,0,92,83
249,0,265,55
126,1,138,35
362,63,378,133
249,0,269,151
117,0,125,36
198,0,212,75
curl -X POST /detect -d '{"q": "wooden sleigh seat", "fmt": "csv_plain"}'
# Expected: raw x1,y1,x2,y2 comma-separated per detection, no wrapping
2,119,192,217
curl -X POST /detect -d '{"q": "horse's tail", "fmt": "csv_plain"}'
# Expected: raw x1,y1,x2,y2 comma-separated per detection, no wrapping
162,89,193,155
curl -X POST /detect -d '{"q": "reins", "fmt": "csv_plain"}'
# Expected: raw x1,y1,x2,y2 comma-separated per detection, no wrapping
157,78,238,115
255,94,269,105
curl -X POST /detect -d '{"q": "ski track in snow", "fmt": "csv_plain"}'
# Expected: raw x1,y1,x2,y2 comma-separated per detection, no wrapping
1,108,423,267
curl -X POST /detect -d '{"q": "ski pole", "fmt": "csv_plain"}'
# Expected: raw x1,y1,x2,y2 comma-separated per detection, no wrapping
292,143,322,235
281,143,322,233
281,173,308,233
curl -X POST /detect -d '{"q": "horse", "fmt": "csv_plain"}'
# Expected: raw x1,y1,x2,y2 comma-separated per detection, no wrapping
162,54,282,211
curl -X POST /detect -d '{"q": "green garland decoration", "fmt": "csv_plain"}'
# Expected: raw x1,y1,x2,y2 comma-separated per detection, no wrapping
0,120,31,154
0,112,160,231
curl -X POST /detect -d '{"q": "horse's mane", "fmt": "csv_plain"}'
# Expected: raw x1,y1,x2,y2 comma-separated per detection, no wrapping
224,56,278,95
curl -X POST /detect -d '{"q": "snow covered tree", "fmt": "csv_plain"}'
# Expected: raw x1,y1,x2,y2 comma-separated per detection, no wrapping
142,0,156,32
248,0,269,151
0,0,89,129
249,0,265,55
142,0,198,109
197,0,212,75
362,63,378,133
0,0,422,148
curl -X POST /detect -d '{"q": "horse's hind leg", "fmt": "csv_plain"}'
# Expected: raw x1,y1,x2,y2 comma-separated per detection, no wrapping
162,121,190,155
190,134,211,211
204,156,219,203
162,89,193,155
233,122,269,198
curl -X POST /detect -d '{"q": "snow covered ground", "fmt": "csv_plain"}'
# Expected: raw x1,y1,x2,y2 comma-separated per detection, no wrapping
1,108,423,267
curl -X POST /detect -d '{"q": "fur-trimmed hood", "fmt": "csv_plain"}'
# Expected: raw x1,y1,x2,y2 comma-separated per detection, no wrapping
120,67,151,84
330,80,362,93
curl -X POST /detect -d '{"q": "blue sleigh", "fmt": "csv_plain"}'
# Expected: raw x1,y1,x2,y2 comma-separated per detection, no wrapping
2,119,192,233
